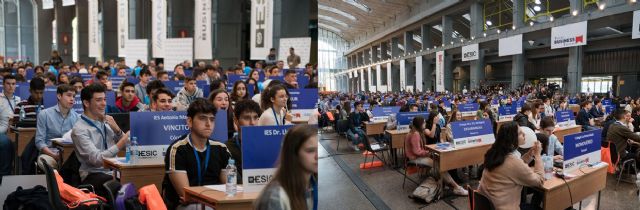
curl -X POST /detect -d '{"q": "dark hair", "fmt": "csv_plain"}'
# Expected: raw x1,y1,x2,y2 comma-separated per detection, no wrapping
57,84,76,95
231,80,249,102
263,84,289,109
96,70,109,80
539,116,555,129
410,115,426,133
520,103,533,114
45,72,57,84
580,100,591,108
449,108,460,123
210,79,225,92
2,74,16,84
139,68,151,77
70,77,84,86
633,106,640,114
354,101,361,108
207,88,229,105
245,78,260,94
193,67,206,78
484,121,520,171
156,70,168,79
267,124,317,210
29,77,45,91
409,104,418,110
146,80,166,95
186,98,217,119
425,110,439,129
184,76,196,83
614,109,628,120
234,99,262,119
479,101,488,111
80,84,106,109
152,88,174,101
119,81,135,92
285,69,297,76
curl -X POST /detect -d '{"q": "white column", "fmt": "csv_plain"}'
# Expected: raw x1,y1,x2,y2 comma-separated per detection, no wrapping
376,64,381,88
359,68,365,92
367,66,373,91
386,62,392,92
416,56,423,92
400,59,406,91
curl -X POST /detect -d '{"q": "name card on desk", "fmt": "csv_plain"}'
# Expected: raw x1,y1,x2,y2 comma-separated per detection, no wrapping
371,106,401,117
563,129,602,174
289,88,318,109
458,103,479,117
604,105,614,115
129,111,189,160
397,112,430,125
498,104,517,120
555,110,576,127
43,89,115,113
242,125,294,192
450,119,495,148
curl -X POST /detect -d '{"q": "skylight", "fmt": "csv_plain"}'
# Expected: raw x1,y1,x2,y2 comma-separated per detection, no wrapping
319,15,349,28
318,4,357,21
319,23,342,34
343,0,371,13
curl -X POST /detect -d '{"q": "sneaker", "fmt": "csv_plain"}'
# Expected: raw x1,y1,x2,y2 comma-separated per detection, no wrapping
353,145,360,152
453,186,468,196
357,143,365,150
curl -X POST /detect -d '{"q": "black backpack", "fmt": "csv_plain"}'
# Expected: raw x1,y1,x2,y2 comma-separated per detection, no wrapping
3,185,52,210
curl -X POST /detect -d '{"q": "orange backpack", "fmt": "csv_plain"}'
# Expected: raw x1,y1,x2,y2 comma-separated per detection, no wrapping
54,170,106,208
138,184,167,210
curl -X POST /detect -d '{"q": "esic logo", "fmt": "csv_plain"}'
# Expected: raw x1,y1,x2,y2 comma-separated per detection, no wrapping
463,51,476,59
248,175,274,184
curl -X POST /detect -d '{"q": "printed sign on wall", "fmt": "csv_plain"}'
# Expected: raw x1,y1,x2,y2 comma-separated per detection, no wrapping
551,21,587,49
499,34,522,56
462,43,479,61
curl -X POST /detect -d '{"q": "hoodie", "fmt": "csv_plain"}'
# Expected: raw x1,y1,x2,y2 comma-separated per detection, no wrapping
173,86,204,111
115,95,145,112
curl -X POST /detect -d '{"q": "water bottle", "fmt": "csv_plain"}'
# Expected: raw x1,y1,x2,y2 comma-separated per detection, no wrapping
226,159,237,196
19,105,26,121
125,136,132,163
130,137,138,164
543,155,553,180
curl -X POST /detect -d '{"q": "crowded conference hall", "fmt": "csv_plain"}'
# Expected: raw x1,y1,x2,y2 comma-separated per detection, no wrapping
0,0,319,210
317,0,640,210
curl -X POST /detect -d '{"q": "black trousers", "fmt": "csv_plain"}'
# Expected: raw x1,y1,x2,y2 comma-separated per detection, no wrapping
82,172,114,199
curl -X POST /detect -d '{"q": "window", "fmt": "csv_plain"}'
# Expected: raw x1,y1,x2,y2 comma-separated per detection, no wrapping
2,0,37,63
319,28,349,91
581,76,612,93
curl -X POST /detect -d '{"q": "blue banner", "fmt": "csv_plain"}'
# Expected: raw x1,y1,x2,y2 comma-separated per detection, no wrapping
569,98,578,104
268,76,284,82
397,112,429,125
563,129,602,173
125,76,139,85
288,88,318,109
371,106,401,117
602,99,612,106
212,110,228,143
43,89,115,113
81,74,93,81
450,119,495,147
247,84,256,98
110,76,127,90
458,103,479,113
605,105,614,114
555,110,575,123
516,100,525,108
14,82,30,100
129,111,189,146
241,125,293,170
296,75,310,89
498,104,518,116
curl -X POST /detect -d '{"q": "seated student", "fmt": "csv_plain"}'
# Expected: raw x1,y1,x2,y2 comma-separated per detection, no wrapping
230,80,249,107
283,69,298,89
476,101,489,120
255,125,317,210
135,69,152,105
92,70,113,91
208,89,236,139
70,77,85,93
632,106,640,132
409,104,419,112
114,81,146,112
405,116,468,196
606,109,640,160
478,121,544,210
576,101,597,131
173,77,204,111
258,84,293,126
347,101,369,151
424,110,443,145
538,117,563,160
12,77,45,123
72,84,130,198
163,99,231,210
192,67,208,81
445,109,462,142
513,103,537,131
35,84,80,169
145,80,167,111
150,88,175,112
589,99,605,118
0,75,20,177
156,70,170,82
436,101,448,127
225,99,261,184
116,65,127,77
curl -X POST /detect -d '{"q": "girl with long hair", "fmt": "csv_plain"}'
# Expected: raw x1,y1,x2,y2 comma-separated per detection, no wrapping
255,125,318,210
230,80,249,106
208,89,236,139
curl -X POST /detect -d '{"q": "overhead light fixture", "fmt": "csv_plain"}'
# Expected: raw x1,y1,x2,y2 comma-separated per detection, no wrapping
572,10,578,16
471,36,475,40
497,29,501,33
512,25,516,30
535,0,541,4
486,20,493,26
530,22,534,26
632,0,637,3
533,5,541,11
483,32,487,37
450,41,454,44
549,16,554,21
598,3,605,10
318,4,357,21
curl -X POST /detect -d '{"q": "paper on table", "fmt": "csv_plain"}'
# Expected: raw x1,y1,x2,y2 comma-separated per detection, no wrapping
204,184,244,192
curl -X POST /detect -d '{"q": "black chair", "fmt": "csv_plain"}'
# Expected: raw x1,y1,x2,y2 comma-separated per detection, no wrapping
102,180,122,209
401,140,429,189
41,157,104,210
335,119,350,150
466,185,495,210
607,141,637,190
361,133,390,170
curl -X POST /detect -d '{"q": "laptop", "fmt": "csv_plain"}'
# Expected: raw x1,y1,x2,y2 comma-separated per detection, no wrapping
108,113,130,133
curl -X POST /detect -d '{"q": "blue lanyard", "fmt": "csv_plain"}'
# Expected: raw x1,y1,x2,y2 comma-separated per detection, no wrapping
5,95,14,111
310,176,317,210
189,135,210,186
272,107,283,126
81,115,107,150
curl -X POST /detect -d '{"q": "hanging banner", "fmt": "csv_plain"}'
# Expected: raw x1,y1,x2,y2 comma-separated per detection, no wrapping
250,0,273,60
435,51,445,92
551,21,587,49
462,43,479,61
563,129,602,174
63,0,75,6
43,0,54,9
242,125,293,192
164,38,193,71
88,0,100,58
499,34,522,56
125,39,149,67
152,0,167,58
416,57,423,92
400,60,406,90
117,0,129,57
386,63,392,92
194,0,213,59
633,10,640,39
451,119,495,148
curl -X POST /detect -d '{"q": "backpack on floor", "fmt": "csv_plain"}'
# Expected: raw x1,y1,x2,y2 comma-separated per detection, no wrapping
3,185,52,210
116,183,143,210
410,177,442,203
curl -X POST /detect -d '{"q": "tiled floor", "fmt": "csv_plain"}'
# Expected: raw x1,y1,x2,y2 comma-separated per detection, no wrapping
318,131,640,210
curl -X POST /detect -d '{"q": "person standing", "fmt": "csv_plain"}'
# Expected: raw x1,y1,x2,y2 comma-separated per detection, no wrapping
286,47,301,69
